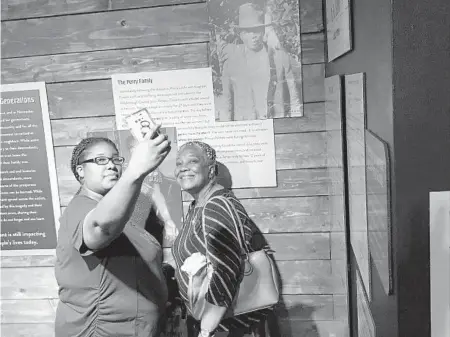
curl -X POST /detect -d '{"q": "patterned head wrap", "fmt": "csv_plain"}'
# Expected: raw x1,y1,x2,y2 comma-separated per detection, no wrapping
180,141,216,164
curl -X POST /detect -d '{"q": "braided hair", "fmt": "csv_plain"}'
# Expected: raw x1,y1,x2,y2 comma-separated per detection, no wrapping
70,137,118,183
179,141,218,177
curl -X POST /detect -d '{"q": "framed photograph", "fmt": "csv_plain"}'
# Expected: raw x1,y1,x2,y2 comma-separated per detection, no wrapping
208,0,304,121
326,0,352,61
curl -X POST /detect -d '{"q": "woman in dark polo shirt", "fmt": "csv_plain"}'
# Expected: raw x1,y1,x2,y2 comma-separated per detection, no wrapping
55,126,171,337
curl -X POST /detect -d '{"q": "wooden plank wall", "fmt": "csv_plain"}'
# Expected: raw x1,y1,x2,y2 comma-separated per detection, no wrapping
0,0,349,336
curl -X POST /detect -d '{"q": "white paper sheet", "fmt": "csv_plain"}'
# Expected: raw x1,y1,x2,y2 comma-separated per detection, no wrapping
111,68,277,188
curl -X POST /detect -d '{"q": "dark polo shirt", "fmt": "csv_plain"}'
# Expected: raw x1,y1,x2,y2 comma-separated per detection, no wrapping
54,188,168,337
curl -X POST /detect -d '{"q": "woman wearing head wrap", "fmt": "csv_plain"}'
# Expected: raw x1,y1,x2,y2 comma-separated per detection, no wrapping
54,127,171,337
172,141,271,337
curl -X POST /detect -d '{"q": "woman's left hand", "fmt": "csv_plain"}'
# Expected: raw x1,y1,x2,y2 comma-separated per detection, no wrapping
163,221,179,244
198,330,215,337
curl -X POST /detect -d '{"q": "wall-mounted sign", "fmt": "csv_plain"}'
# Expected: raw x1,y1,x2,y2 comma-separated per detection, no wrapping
111,68,277,189
326,0,352,61
0,82,60,255
356,271,376,337
365,129,393,295
345,73,371,299
429,191,450,337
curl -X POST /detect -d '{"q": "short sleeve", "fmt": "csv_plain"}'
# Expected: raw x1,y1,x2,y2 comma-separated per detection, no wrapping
60,195,98,256
203,196,244,307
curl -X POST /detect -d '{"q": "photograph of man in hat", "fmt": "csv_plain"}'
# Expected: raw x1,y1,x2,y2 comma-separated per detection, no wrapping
208,0,303,121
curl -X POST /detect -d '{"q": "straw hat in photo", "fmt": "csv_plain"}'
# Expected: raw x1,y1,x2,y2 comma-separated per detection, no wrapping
237,3,271,29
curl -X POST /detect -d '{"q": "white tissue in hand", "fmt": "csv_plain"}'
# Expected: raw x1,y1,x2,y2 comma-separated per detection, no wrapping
180,252,207,276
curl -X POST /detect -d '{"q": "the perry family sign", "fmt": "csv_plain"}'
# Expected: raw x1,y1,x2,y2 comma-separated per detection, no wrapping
0,82,60,255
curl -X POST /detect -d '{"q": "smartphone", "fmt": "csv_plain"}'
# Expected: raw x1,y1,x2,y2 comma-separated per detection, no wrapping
125,108,159,141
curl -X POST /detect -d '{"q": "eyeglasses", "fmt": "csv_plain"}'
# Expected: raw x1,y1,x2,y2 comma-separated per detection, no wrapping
78,156,125,166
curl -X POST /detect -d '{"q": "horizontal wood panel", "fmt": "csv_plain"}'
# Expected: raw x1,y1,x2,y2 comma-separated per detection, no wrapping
331,232,347,260
54,146,79,206
278,319,349,337
55,158,343,231
331,260,348,295
1,7,325,59
1,254,55,268
277,260,344,294
183,167,343,200
299,0,324,33
274,102,328,134
1,0,201,20
51,116,116,146
1,43,209,84
265,233,330,260
275,132,330,170
1,299,55,323
0,234,333,267
0,306,349,337
1,267,59,299
56,156,343,230
333,294,349,321
1,0,324,32
181,196,343,233
47,80,115,119
1,38,324,85
275,294,334,321
1,0,322,34
300,33,325,64
0,262,344,300
2,3,210,58
46,64,324,121
1,240,347,274
164,255,346,295
166,233,331,261
0,323,54,337
50,116,331,147
302,63,325,102
48,101,327,134
330,195,346,233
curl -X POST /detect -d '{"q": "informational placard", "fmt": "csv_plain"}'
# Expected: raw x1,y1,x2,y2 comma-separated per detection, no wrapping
365,130,393,295
0,82,60,255
111,68,277,188
88,127,183,248
429,191,450,337
345,73,371,299
325,75,345,229
326,0,352,61
356,271,376,337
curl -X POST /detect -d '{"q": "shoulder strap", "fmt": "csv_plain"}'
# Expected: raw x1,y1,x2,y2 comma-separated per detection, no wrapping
201,195,249,259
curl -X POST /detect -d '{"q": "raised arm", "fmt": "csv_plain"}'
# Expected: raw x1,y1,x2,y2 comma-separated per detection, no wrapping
83,129,171,251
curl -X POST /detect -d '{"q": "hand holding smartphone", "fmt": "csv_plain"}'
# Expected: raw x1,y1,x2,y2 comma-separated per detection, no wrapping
125,108,160,141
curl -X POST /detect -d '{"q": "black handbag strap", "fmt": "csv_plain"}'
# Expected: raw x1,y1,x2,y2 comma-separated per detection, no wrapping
201,195,249,259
